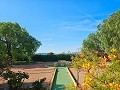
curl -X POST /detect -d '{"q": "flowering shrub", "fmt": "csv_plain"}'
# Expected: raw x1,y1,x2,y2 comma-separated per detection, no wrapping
72,49,120,90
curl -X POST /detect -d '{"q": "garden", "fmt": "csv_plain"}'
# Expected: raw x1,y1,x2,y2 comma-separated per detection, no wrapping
0,10,120,90
70,10,120,90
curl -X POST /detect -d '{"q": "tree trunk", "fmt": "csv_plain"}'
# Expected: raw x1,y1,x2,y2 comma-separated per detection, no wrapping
6,43,12,66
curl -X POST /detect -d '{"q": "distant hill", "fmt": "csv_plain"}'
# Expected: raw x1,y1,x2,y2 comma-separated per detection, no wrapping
71,52,80,54
36,53,48,55
58,52,80,55
36,52,79,55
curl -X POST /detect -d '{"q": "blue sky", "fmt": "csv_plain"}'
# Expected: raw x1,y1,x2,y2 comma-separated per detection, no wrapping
0,0,120,53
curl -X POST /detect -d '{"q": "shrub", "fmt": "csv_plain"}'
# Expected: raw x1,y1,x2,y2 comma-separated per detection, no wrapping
72,49,120,90
13,61,34,65
3,71,29,90
32,78,46,90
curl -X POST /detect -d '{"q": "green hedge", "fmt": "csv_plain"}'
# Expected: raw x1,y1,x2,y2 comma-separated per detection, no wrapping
31,54,72,62
13,61,34,65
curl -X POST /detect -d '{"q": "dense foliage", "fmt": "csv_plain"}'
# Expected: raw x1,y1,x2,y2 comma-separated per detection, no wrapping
72,10,120,90
72,49,120,90
32,54,72,62
82,10,120,53
3,71,29,90
3,71,47,90
0,22,41,78
32,78,46,90
0,22,41,66
97,10,120,52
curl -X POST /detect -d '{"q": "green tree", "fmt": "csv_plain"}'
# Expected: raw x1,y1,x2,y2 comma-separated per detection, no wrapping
82,10,120,54
47,52,54,55
82,33,101,53
72,10,120,90
0,22,41,66
97,10,120,52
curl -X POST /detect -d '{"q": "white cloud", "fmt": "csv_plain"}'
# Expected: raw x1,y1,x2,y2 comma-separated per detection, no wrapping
53,19,102,32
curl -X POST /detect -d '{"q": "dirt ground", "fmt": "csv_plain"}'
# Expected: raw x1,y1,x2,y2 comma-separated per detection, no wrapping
69,68,85,87
0,62,56,90
0,62,85,90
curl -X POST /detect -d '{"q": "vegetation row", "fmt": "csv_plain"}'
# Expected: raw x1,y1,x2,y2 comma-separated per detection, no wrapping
31,54,72,62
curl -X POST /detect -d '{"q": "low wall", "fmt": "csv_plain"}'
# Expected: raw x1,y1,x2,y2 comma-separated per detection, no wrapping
66,67,77,90
49,68,57,90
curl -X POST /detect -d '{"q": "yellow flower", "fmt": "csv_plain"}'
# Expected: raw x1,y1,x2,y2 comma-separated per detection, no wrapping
112,82,115,84
103,56,106,62
82,63,85,68
87,63,90,67
111,48,117,53
85,76,89,81
108,55,112,59
89,71,94,75
83,82,89,87
113,55,117,59
91,65,95,68
109,83,113,87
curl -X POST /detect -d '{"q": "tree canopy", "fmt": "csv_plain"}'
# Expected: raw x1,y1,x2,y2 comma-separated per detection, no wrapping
82,33,101,52
97,10,120,52
0,22,41,66
82,10,120,53
47,52,54,55
72,10,120,90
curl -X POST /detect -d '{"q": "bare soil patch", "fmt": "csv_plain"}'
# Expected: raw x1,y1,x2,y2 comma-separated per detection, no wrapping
69,68,85,87
0,62,56,89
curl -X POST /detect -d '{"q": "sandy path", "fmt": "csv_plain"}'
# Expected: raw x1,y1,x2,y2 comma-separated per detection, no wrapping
0,62,56,89
69,68,85,87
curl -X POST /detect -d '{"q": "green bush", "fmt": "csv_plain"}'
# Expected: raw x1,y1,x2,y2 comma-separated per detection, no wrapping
13,61,34,65
3,71,29,90
32,78,46,90
31,54,72,62
3,70,47,90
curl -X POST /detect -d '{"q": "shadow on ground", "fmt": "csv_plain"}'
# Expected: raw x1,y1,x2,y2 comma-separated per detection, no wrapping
0,81,50,90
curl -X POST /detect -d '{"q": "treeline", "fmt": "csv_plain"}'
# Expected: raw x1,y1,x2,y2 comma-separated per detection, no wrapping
32,54,72,62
